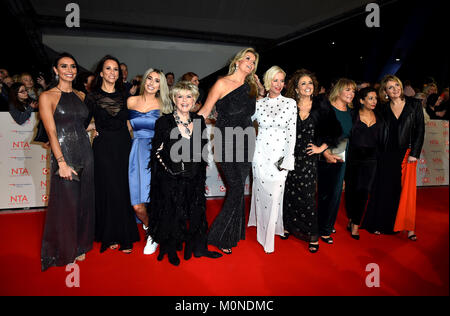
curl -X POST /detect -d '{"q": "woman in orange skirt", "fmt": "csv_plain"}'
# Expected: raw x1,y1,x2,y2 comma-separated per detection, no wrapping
361,75,424,240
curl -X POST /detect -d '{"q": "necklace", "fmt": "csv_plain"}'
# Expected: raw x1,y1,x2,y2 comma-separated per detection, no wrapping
55,85,73,93
173,110,192,136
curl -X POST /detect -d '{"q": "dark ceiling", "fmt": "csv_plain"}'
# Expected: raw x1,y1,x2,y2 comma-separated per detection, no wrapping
2,0,447,89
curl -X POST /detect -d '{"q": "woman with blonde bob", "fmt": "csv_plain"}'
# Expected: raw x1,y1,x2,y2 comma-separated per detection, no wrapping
127,68,172,255
147,81,222,266
248,66,297,254
199,47,265,255
361,75,424,240
317,78,356,245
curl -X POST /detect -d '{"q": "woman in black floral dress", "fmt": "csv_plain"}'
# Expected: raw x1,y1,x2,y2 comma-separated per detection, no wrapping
282,69,341,253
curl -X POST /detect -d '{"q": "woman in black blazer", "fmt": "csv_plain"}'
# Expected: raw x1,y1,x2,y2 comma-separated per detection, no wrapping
361,75,424,240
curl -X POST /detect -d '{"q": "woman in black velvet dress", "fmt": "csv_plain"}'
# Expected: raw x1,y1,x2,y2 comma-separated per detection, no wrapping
147,81,221,266
198,48,265,254
85,55,139,253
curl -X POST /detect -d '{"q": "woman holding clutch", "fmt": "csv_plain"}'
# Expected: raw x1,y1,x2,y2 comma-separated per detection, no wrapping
248,66,297,254
317,78,356,245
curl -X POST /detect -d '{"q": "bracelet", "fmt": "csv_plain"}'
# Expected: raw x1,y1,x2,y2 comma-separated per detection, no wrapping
56,156,65,163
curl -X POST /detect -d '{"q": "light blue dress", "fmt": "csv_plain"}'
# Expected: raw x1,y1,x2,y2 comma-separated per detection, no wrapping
128,109,160,206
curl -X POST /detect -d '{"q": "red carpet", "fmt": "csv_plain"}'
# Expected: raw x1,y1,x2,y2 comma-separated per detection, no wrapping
0,187,448,296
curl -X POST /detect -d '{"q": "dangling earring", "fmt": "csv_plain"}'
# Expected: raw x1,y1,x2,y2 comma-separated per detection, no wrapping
55,74,59,81
234,64,238,73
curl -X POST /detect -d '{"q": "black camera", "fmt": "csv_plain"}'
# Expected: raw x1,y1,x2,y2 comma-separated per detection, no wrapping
132,79,141,86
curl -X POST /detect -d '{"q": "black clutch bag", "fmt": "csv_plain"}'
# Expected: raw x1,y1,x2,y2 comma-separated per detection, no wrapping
34,120,49,143
54,166,83,182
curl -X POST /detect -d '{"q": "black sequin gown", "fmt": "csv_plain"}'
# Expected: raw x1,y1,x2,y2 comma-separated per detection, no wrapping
41,91,95,271
207,82,256,250
85,89,140,252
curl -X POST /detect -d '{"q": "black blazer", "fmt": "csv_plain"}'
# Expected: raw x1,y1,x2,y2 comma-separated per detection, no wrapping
379,97,425,158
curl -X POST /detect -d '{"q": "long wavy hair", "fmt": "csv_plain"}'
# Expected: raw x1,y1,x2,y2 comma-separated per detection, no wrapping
140,68,173,115
285,69,319,102
227,47,259,98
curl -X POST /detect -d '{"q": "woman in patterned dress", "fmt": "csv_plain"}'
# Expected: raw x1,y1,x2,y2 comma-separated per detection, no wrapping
248,66,297,254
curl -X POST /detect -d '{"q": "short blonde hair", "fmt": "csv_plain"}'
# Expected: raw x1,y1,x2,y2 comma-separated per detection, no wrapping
379,75,404,102
263,66,286,91
329,78,356,104
170,81,199,104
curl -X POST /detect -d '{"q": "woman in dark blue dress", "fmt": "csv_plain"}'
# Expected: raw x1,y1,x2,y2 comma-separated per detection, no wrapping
127,68,172,255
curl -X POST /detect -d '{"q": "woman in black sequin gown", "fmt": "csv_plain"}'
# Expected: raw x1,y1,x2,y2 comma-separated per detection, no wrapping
282,70,342,253
40,53,95,271
198,48,265,254
85,55,139,253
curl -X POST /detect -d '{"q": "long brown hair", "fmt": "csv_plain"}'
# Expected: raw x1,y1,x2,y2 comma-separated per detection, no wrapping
285,69,319,102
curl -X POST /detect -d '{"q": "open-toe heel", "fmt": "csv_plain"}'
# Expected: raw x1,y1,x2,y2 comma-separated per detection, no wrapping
308,243,319,253
220,248,232,255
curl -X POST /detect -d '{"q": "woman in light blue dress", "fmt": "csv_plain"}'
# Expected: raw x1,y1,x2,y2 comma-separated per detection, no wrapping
127,68,172,254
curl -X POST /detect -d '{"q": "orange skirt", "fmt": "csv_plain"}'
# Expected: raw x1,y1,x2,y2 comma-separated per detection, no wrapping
394,149,417,232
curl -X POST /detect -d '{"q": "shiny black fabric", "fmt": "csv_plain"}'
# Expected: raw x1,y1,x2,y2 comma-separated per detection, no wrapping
41,92,95,271
207,83,256,249
147,113,210,254
85,89,139,252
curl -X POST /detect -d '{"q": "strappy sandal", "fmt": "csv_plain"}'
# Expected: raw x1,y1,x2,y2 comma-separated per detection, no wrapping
320,236,334,244
308,243,319,253
408,232,417,241
221,248,232,255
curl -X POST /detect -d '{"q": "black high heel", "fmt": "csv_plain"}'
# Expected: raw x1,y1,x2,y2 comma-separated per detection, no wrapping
348,222,360,240
320,236,334,244
168,251,180,266
308,243,319,253
280,231,290,240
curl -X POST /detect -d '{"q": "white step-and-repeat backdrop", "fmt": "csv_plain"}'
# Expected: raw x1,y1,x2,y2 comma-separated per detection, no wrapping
0,113,50,210
0,113,446,210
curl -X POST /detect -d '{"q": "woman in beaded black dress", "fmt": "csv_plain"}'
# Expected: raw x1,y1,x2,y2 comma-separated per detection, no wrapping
198,48,265,255
40,53,95,271
85,55,140,253
282,69,342,253
147,81,222,266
